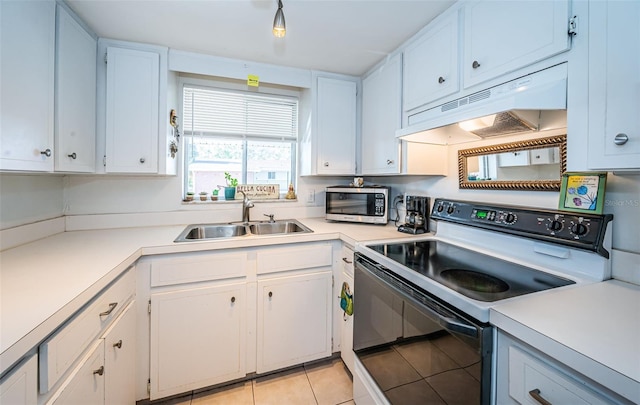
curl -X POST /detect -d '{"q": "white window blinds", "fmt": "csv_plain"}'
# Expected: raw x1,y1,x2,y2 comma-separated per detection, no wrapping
183,86,298,141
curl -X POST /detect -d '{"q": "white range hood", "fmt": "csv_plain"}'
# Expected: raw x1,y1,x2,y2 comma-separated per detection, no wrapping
396,63,568,144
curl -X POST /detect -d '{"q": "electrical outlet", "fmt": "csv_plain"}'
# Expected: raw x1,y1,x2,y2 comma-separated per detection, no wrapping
307,189,315,203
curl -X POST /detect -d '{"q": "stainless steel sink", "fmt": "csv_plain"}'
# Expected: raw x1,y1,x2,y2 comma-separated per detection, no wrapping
174,224,248,242
249,220,312,235
174,220,312,242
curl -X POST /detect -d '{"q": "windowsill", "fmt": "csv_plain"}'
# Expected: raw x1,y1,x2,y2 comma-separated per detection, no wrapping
181,198,298,205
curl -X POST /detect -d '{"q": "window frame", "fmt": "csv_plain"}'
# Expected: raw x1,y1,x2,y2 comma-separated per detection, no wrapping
178,75,300,200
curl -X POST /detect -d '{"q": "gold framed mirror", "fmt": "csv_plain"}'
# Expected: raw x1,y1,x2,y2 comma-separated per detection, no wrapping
458,134,567,191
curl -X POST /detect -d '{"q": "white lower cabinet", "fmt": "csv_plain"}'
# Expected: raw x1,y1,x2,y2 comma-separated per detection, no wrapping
0,355,38,405
496,330,627,405
257,271,332,374
338,244,355,374
144,242,334,401
48,302,136,405
149,283,246,400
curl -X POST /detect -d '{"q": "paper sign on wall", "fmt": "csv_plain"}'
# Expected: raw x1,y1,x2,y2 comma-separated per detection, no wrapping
247,74,260,87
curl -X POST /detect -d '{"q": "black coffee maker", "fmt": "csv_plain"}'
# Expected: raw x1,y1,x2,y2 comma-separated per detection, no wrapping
398,195,430,234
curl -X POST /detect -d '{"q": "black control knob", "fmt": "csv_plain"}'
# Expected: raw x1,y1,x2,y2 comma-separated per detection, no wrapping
446,205,455,214
548,220,564,232
437,204,444,213
571,222,589,236
504,213,517,225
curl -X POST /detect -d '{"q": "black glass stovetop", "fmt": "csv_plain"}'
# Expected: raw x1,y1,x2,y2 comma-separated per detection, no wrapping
369,240,574,302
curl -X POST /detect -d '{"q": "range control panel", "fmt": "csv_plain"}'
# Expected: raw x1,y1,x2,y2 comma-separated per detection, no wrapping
431,198,613,257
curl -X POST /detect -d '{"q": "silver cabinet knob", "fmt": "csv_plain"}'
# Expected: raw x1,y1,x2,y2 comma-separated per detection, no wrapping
68,152,77,159
113,340,122,349
386,159,394,165
139,157,146,164
93,366,104,376
40,149,52,157
614,133,629,145
438,76,445,84
323,162,329,167
472,60,481,69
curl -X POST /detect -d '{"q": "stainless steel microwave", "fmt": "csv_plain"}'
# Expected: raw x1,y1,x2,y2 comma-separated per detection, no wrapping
325,186,389,224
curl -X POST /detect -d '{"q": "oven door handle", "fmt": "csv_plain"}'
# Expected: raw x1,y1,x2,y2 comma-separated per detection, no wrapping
357,257,479,339
439,316,478,337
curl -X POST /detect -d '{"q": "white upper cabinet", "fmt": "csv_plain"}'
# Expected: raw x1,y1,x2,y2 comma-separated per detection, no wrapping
97,39,178,175
0,0,55,172
403,11,459,112
462,0,570,89
587,0,640,171
105,46,160,173
301,76,357,176
55,5,97,173
361,54,402,175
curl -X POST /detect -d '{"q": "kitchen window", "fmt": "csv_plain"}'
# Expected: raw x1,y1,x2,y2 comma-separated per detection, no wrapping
182,84,298,198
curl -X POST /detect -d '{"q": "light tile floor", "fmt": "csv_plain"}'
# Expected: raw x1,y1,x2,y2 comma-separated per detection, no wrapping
152,357,354,405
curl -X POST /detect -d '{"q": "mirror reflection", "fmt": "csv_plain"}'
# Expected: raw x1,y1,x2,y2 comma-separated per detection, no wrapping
458,135,566,191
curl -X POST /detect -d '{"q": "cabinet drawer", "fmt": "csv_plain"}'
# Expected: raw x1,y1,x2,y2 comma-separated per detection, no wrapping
150,251,247,287
256,243,332,275
508,346,609,405
39,269,134,393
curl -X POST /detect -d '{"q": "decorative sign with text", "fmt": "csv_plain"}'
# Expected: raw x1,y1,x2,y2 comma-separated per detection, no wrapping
235,184,280,200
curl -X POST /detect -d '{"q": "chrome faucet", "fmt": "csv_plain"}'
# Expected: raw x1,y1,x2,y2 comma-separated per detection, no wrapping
239,191,254,223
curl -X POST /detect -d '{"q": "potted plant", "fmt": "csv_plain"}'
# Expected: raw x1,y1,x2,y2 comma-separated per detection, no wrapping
211,189,219,201
224,172,238,200
199,191,208,201
184,192,195,202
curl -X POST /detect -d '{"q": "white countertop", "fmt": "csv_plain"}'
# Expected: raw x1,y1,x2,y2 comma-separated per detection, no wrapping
490,279,640,403
0,218,405,374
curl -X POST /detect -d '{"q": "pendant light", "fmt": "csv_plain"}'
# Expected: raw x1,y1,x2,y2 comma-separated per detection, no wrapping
272,0,286,38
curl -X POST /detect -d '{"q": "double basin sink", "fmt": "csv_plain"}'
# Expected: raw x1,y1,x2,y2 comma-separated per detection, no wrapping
174,219,312,242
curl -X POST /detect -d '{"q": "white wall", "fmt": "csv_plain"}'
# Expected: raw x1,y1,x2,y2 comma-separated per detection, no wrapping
0,173,65,229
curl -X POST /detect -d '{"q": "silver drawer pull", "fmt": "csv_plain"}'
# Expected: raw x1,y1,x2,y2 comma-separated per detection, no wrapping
40,148,52,157
113,340,122,349
342,257,353,264
99,302,118,317
529,389,552,405
93,366,104,376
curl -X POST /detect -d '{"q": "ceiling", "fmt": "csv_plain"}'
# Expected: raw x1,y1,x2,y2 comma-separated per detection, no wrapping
66,0,455,77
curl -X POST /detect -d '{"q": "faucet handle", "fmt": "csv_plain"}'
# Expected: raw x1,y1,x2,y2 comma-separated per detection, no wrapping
264,213,275,223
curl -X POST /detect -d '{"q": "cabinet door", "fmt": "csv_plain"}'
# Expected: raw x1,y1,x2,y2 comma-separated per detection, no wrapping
150,283,246,400
316,77,357,175
103,302,136,405
587,0,640,170
105,46,159,173
463,0,570,89
339,271,354,374
257,271,332,373
0,0,55,172
0,355,38,405
55,5,96,173
49,340,105,405
403,13,459,111
361,54,402,175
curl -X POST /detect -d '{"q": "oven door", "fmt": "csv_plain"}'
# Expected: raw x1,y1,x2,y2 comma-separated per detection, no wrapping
353,253,492,405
